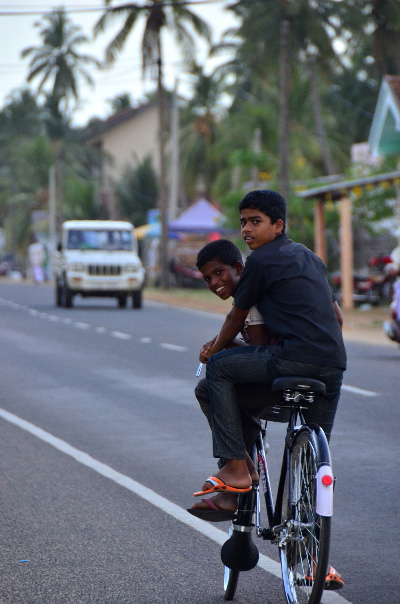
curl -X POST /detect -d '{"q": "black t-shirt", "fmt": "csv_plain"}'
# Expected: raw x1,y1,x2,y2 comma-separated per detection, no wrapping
234,233,347,369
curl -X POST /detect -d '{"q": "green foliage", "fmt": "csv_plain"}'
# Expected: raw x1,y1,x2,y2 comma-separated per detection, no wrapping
14,136,53,193
114,157,159,227
63,177,106,221
107,93,132,115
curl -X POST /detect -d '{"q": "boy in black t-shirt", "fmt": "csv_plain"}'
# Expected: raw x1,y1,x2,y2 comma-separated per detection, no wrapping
194,190,346,501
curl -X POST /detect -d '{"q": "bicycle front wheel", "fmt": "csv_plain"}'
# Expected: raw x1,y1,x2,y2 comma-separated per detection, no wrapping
223,524,239,600
279,430,331,604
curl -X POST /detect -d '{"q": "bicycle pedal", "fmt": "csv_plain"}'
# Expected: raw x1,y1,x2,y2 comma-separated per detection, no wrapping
261,528,275,540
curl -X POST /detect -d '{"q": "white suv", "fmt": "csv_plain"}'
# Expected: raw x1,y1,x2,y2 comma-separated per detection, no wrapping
53,220,145,308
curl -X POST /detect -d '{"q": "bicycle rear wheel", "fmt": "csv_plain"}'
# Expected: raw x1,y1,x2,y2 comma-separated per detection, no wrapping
279,430,331,604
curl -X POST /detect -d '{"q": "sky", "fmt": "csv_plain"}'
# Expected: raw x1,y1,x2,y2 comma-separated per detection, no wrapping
0,1,239,126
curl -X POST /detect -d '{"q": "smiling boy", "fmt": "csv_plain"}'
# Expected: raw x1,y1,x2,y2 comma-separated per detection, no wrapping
190,239,284,521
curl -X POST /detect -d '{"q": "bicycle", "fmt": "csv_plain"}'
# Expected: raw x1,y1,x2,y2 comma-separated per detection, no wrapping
221,376,334,604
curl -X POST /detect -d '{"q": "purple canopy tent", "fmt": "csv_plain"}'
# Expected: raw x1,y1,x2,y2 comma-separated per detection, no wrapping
168,199,228,233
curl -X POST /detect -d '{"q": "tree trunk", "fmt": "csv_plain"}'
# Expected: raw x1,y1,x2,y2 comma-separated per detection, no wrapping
307,55,334,176
278,19,290,209
169,79,180,221
54,142,63,240
157,37,169,289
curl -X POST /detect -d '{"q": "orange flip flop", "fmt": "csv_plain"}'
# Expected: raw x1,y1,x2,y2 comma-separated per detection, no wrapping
324,566,344,590
305,565,344,591
193,476,252,497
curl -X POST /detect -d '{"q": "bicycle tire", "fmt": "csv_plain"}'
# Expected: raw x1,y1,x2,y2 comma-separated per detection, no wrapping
224,566,239,600
279,429,331,604
223,524,239,600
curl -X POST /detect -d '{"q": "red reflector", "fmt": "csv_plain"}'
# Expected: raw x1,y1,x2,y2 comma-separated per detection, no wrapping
322,475,333,486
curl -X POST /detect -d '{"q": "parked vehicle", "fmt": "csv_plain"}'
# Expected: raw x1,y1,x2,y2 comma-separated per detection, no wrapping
53,220,145,308
331,271,382,305
331,254,394,306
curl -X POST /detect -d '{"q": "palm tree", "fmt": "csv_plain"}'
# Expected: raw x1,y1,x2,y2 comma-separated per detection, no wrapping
94,0,211,288
22,8,101,116
21,8,101,235
180,62,224,199
220,0,343,198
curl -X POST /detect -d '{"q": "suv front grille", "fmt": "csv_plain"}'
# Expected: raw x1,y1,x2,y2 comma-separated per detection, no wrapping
87,264,121,276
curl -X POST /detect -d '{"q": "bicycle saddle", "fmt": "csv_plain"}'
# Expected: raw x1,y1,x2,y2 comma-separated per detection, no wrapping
271,376,326,394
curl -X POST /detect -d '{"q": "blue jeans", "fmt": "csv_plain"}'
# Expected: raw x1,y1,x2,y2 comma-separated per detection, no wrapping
206,345,344,460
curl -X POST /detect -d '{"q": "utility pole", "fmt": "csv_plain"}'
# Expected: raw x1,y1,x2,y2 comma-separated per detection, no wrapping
49,165,56,274
157,46,169,289
278,19,290,208
169,79,180,220
251,129,261,189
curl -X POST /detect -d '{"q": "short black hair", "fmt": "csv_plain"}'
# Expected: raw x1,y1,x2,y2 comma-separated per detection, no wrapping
238,189,286,231
196,239,243,270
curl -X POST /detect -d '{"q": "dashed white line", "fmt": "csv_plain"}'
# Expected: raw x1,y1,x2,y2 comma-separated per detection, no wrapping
342,384,378,397
0,408,351,604
95,326,107,334
111,331,132,340
140,337,152,343
160,343,188,352
73,322,89,329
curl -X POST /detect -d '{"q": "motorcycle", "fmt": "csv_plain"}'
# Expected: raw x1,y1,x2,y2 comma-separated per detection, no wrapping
331,254,393,307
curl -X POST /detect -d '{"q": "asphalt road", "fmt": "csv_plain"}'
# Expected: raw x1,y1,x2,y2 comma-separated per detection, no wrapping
0,282,399,604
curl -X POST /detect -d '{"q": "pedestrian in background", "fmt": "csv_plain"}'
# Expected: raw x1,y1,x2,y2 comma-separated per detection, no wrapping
28,235,45,284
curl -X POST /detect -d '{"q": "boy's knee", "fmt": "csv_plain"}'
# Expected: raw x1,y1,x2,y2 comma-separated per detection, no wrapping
195,377,209,402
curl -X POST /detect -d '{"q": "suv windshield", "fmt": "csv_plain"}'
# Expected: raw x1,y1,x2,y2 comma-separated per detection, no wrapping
67,229,133,251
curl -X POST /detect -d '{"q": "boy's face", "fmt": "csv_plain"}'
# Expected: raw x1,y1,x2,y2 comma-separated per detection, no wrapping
240,208,284,250
200,259,243,300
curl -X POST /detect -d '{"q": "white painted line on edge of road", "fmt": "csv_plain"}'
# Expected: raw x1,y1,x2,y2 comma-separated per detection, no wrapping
159,343,188,352
342,384,378,397
0,408,351,604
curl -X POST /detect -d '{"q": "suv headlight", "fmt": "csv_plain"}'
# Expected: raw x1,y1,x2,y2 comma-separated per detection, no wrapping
69,263,84,272
124,263,140,272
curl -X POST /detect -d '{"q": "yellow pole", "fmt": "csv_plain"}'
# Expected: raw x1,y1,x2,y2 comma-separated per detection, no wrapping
339,196,354,310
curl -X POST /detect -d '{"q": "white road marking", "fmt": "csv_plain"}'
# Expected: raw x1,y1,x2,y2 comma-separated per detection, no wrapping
342,384,378,397
111,331,132,340
48,315,60,322
140,337,152,343
73,322,89,329
95,326,106,334
0,408,351,604
160,343,187,352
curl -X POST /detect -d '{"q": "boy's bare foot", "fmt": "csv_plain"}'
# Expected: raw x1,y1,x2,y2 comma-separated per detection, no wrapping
200,459,251,493
191,491,238,513
246,451,259,482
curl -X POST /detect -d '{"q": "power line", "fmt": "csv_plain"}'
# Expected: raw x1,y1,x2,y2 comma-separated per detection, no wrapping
0,0,232,17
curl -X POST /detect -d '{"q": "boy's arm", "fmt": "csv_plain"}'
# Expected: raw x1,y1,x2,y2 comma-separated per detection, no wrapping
199,304,249,362
333,300,343,328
